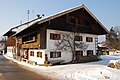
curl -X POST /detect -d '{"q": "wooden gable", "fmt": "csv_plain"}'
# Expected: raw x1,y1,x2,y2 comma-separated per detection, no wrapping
3,29,16,47
3,30,16,37
15,4,108,37
13,4,108,50
46,7,107,35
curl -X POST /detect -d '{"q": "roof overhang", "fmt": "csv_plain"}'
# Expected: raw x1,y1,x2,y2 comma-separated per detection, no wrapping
37,4,109,35
13,4,109,37
3,29,16,37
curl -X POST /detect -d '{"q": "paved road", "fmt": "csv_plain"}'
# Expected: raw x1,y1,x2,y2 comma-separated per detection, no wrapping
0,55,51,80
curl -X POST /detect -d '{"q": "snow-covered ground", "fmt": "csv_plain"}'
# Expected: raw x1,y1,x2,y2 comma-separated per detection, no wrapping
4,55,120,80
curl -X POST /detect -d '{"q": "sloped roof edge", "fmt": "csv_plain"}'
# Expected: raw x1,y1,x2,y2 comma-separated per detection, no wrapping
82,4,109,34
15,4,109,36
38,4,109,34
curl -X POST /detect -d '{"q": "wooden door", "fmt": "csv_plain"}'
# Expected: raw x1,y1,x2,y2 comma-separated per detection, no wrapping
24,49,29,59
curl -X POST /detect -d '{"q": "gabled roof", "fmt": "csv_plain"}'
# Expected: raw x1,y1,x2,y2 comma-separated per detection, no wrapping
37,4,108,34
8,4,109,37
3,17,42,37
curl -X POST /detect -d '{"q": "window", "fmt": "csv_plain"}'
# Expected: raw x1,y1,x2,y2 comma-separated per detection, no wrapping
66,16,78,24
37,51,42,58
75,36,82,41
30,51,34,56
50,51,61,58
50,33,61,40
76,51,83,56
87,50,93,56
86,37,93,42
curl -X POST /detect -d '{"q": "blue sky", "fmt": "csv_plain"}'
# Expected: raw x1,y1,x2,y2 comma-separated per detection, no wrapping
0,0,120,41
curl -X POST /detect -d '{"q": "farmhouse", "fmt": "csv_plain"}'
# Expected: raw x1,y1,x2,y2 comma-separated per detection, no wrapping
5,4,108,65
3,18,41,58
3,28,16,57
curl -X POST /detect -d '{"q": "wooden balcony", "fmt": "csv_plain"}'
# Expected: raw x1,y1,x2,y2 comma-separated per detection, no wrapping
22,42,39,49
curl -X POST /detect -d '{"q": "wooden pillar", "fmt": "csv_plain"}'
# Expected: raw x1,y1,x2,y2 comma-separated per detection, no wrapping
44,54,48,64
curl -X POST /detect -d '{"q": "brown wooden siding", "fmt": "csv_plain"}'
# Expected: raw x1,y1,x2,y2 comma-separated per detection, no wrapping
22,42,39,49
7,37,16,46
15,6,108,51
22,33,40,49
17,38,22,56
40,26,46,49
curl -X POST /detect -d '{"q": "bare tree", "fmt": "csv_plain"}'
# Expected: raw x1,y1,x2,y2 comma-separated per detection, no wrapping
54,15,89,63
55,32,89,63
106,26,120,50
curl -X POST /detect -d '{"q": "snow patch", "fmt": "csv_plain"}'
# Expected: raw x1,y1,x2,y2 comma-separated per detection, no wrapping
4,55,120,80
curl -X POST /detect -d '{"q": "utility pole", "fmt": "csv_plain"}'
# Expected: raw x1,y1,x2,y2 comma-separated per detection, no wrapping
27,10,30,22
27,10,30,26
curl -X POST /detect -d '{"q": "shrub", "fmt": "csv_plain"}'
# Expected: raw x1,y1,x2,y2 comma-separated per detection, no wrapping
76,56,99,63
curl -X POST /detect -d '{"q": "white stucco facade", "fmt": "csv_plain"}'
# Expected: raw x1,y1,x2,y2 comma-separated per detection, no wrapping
7,46,15,58
28,49,46,64
46,29,98,63
26,29,98,64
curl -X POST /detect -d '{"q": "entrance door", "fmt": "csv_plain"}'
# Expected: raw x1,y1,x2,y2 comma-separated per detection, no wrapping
24,49,29,59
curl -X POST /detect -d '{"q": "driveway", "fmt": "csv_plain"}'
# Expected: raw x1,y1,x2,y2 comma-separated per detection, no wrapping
0,55,51,80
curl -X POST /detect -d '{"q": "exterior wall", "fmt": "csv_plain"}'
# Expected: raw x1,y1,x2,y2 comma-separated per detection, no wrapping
46,29,72,63
84,34,97,56
16,38,22,56
22,33,40,49
18,29,98,64
7,37,16,46
46,29,97,63
7,46,15,58
28,49,46,64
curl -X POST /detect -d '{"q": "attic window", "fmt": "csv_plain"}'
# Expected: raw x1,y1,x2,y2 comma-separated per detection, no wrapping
66,16,78,24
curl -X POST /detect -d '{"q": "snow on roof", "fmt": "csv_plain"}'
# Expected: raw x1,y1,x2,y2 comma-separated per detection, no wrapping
37,4,108,34
3,17,42,36
13,5,84,36
12,18,42,36
14,4,108,36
